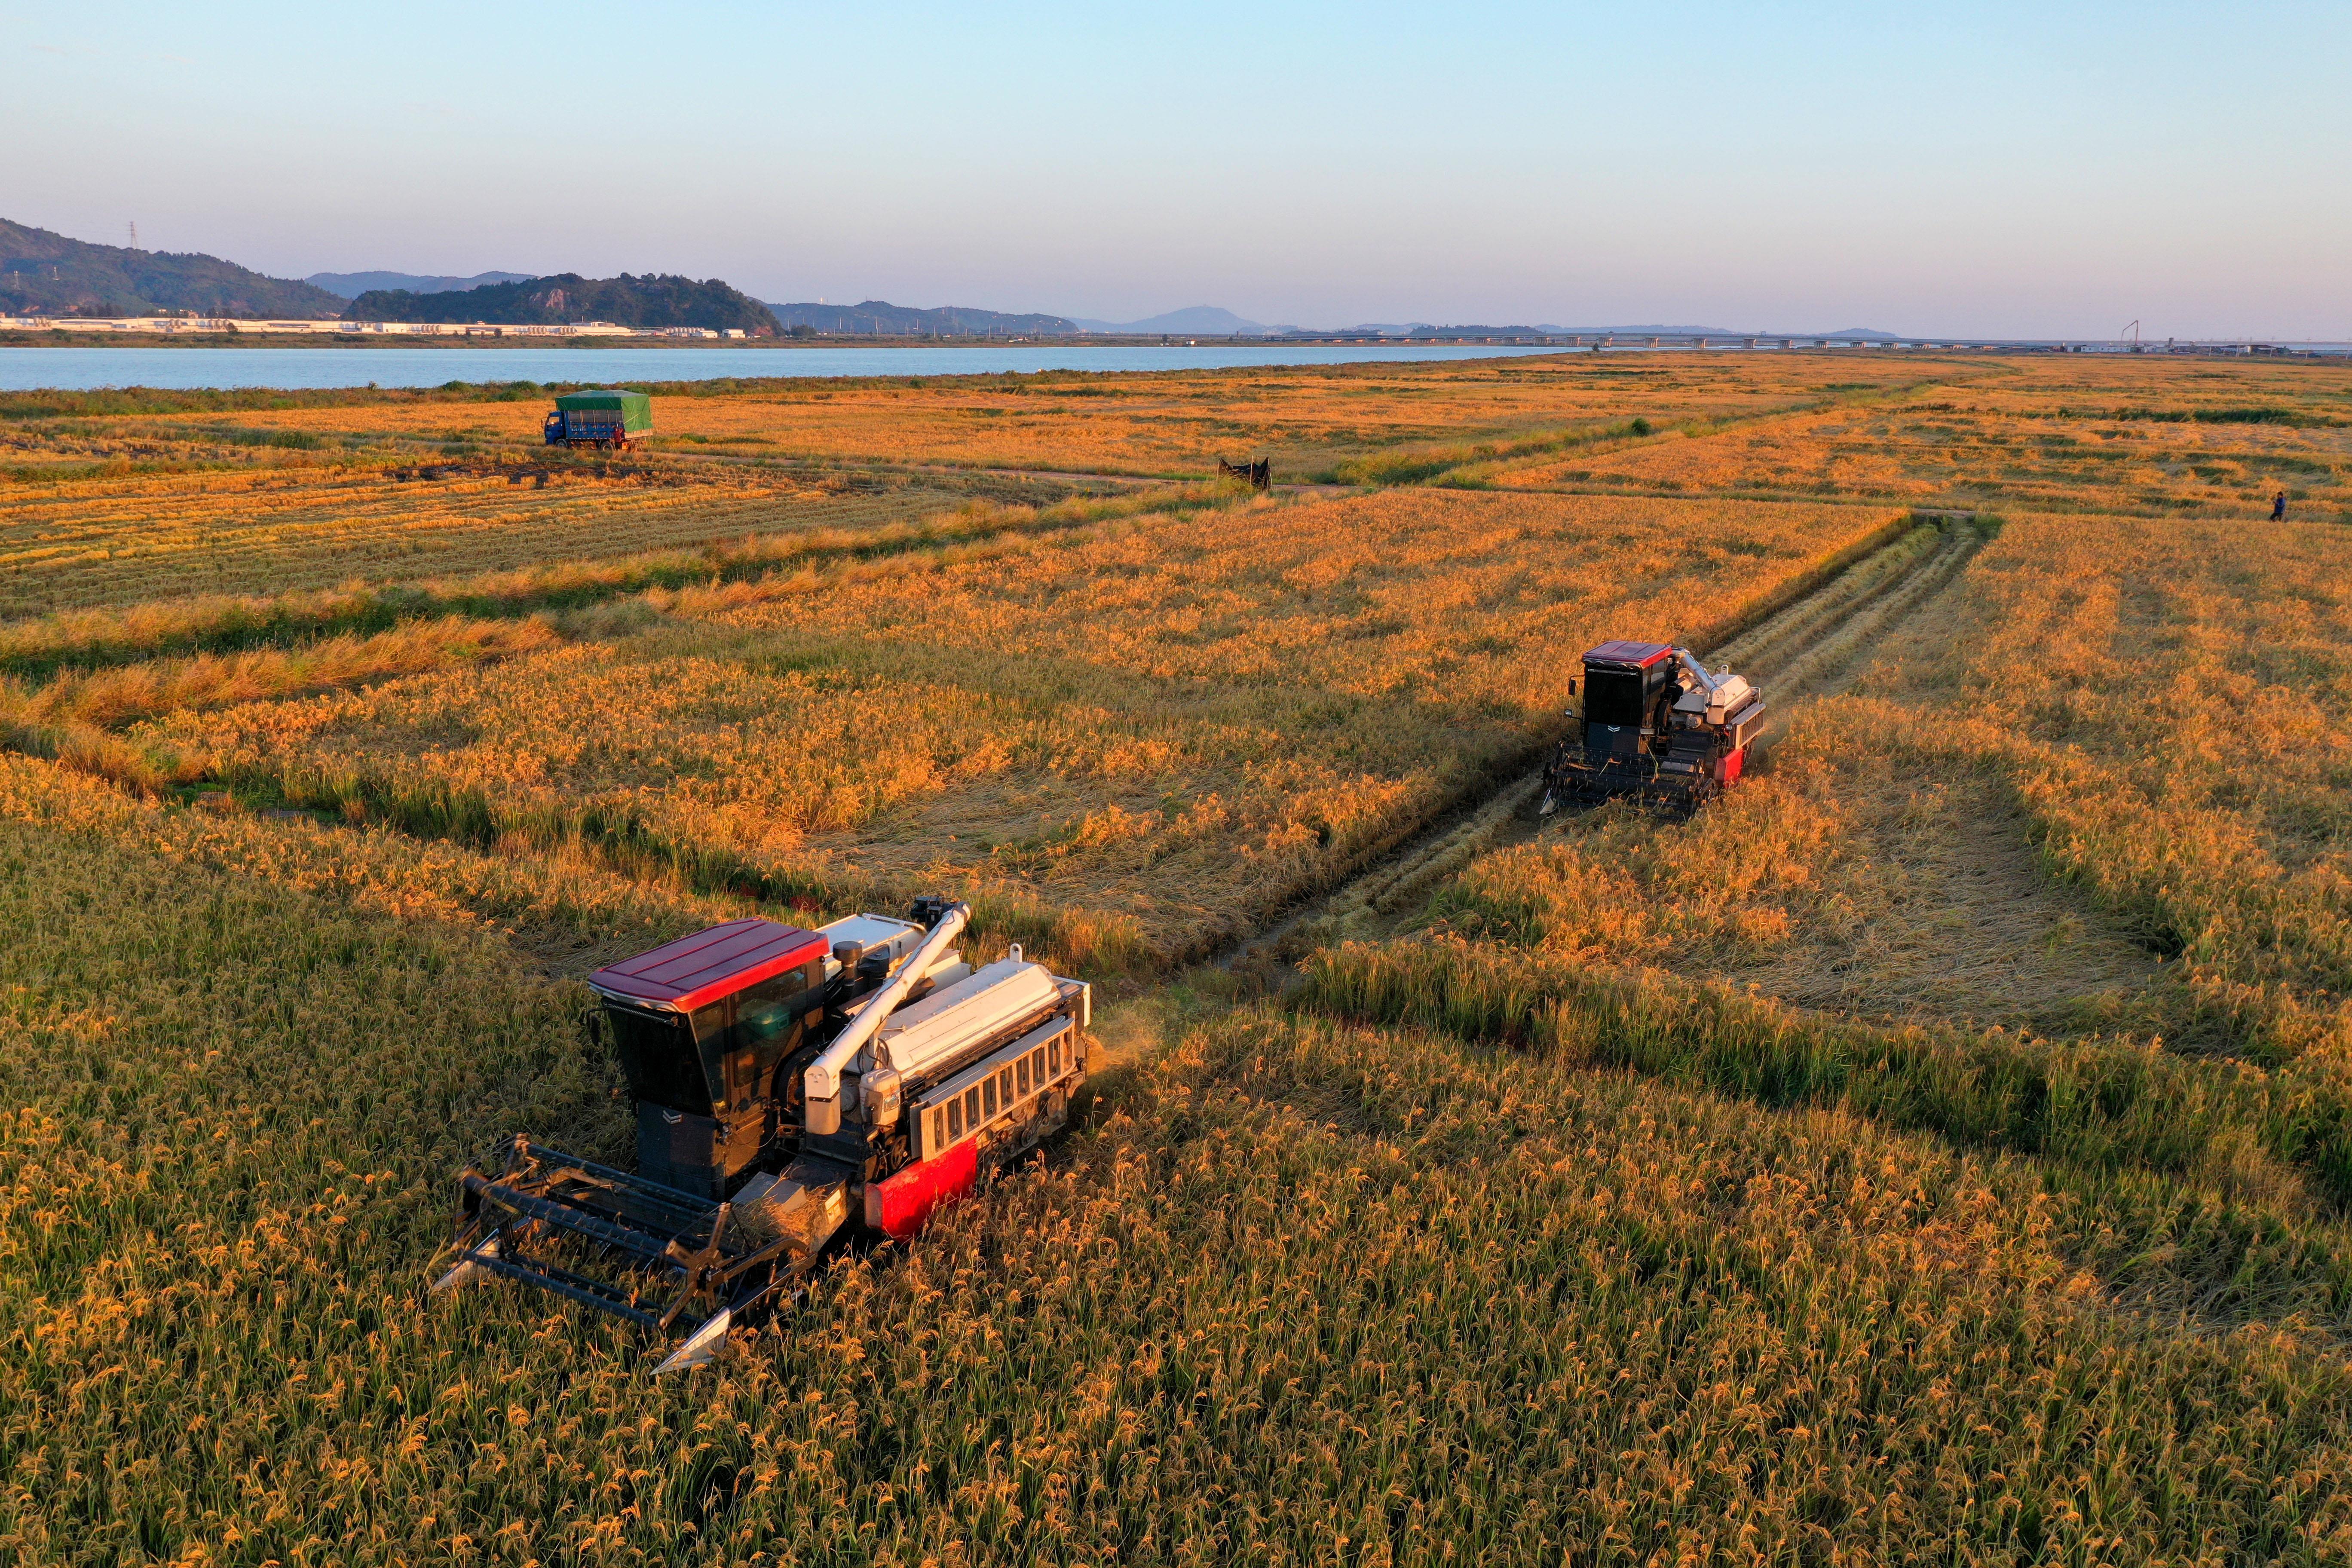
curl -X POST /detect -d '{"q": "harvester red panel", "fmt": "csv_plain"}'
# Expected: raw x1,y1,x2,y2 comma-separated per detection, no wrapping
1583,639,1675,667
867,1139,979,1240
587,919,829,1014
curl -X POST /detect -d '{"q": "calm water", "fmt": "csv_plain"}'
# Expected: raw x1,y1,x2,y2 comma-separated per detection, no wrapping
0,342,1565,392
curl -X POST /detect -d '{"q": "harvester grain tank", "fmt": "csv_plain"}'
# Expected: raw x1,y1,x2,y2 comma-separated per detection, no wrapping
435,899,1090,1370
1540,640,1765,816
544,388,652,449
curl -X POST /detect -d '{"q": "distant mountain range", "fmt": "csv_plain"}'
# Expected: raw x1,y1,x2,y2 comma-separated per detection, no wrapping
765,299,1080,336
306,270,529,300
0,220,1910,341
1069,305,1286,335
352,273,782,333
0,217,343,318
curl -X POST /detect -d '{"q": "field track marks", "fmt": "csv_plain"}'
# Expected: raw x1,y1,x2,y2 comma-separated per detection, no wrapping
1714,520,2177,1040
1729,518,1984,730
1216,518,1985,981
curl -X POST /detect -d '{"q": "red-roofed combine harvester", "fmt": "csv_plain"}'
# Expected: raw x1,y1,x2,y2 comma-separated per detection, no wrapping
1540,640,1767,818
434,899,1090,1370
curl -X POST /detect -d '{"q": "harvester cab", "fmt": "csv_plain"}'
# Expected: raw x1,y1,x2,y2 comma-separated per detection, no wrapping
1540,640,1766,817
585,913,941,1197
436,898,1091,1371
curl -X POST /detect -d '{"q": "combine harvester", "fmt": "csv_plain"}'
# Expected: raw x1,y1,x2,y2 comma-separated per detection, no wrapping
435,899,1090,1371
1540,640,1766,817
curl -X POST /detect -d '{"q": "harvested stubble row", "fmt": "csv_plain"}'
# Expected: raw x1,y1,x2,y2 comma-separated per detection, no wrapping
195,351,1949,479
0,484,1234,680
0,460,1050,614
1488,355,2352,519
6,782,2352,1564
0,614,560,732
1499,404,2352,513
138,487,1901,970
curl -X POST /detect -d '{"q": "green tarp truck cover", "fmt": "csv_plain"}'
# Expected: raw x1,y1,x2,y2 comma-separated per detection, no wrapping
554,389,654,432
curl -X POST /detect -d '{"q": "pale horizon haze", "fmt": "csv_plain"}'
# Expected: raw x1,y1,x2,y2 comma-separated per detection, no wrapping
8,1,2348,339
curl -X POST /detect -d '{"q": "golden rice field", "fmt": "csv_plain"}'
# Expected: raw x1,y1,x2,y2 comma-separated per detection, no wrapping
1424,503,2352,1066
120,487,1899,968
0,456,1084,615
1501,402,2352,515
190,351,1947,478
7,349,2352,1565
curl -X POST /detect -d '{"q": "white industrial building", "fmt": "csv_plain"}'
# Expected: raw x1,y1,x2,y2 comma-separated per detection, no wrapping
0,316,734,338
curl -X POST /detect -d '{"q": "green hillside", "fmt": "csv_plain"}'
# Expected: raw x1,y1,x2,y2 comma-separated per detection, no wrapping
0,217,345,318
349,272,782,334
768,297,1079,335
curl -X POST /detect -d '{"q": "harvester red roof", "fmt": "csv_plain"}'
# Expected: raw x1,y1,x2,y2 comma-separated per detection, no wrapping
587,919,829,1013
1583,639,1675,667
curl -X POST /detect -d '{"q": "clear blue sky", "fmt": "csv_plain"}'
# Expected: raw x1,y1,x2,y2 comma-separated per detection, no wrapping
9,2,2347,337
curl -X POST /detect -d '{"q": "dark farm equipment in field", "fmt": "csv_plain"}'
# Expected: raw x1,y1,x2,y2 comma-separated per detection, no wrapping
1540,640,1766,818
544,389,653,450
1218,456,1271,490
436,900,1091,1370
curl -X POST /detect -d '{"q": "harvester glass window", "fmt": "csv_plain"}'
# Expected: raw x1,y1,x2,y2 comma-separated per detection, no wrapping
732,967,815,1088
1049,1038,1061,1075
948,1100,963,1140
1584,668,1648,727
690,1001,730,1097
984,1078,998,1118
965,1087,980,1127
1017,1056,1031,1096
604,1002,715,1116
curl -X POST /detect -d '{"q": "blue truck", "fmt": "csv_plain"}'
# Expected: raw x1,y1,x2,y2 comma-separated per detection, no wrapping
545,389,653,450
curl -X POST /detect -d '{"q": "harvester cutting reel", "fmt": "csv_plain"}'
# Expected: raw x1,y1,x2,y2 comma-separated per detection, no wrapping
1540,640,1765,820
438,1135,827,1374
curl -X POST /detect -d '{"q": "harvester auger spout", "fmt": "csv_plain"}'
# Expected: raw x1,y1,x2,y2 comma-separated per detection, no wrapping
1539,640,1766,818
433,897,1093,1371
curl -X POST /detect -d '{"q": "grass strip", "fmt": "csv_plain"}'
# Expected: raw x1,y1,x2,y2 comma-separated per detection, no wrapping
0,481,1245,680
1293,937,2352,1210
0,616,561,731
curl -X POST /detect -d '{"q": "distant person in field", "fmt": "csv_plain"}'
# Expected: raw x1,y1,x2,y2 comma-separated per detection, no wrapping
2273,490,2288,521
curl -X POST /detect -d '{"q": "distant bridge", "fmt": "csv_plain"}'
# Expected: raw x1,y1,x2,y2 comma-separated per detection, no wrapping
1263,332,2352,356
